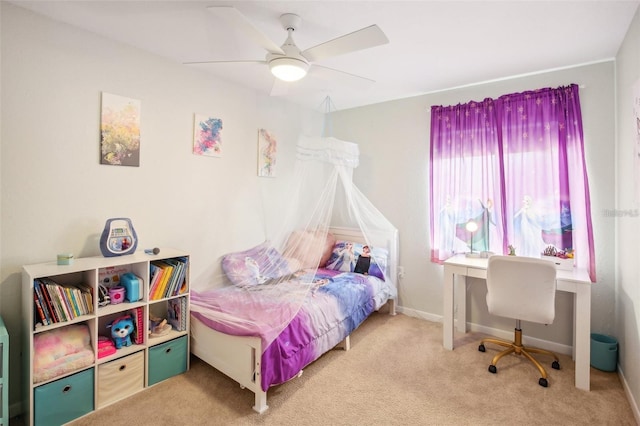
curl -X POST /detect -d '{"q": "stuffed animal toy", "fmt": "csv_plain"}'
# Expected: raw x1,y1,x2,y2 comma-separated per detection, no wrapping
108,315,135,349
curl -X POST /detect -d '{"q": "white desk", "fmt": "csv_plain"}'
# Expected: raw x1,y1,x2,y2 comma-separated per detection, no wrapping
443,254,593,391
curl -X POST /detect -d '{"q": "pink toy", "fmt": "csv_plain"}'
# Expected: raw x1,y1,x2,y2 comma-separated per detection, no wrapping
109,286,126,304
97,336,116,358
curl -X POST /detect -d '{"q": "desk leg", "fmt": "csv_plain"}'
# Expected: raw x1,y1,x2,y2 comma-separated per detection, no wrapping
443,266,454,350
455,275,467,333
574,285,591,391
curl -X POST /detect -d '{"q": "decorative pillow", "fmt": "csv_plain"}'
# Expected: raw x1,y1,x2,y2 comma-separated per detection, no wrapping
285,230,336,270
324,240,388,280
33,324,94,383
221,241,292,287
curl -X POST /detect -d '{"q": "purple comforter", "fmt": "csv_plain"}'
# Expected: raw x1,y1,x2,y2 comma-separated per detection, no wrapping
191,268,395,390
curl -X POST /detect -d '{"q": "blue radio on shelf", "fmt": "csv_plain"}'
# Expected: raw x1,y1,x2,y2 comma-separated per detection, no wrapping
120,272,142,302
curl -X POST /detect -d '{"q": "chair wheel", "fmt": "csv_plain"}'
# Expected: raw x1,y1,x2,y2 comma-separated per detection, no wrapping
539,378,548,387
552,361,560,370
478,344,486,352
488,365,497,374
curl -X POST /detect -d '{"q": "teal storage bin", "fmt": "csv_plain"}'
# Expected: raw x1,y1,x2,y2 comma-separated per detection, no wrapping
148,336,187,386
34,368,94,425
590,333,618,372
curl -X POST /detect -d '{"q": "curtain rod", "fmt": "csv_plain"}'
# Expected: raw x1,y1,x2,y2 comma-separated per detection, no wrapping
426,84,587,111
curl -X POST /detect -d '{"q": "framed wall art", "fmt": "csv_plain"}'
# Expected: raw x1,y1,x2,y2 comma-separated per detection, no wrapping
100,92,141,166
257,128,277,177
193,114,223,157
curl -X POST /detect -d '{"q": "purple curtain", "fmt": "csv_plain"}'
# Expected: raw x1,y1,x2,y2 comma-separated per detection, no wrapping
430,84,595,281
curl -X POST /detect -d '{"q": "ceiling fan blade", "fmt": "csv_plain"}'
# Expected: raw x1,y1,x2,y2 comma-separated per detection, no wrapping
183,60,266,65
207,6,285,55
302,25,388,63
309,65,376,90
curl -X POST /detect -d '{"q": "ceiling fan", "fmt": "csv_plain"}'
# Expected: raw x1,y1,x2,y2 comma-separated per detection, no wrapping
185,6,389,94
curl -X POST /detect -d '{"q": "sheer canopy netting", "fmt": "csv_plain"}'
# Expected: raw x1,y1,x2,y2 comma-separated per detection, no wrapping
191,136,398,352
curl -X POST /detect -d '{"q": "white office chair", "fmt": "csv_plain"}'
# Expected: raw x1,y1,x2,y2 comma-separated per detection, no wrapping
478,255,560,387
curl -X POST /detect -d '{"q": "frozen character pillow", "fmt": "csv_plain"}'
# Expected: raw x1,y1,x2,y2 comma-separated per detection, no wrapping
325,241,356,272
325,240,388,280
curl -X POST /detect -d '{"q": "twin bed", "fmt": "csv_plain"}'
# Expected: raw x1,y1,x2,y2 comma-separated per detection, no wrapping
189,227,398,413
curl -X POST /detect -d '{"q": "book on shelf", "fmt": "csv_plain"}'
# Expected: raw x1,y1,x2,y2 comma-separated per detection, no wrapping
150,261,173,300
40,279,67,322
33,289,49,326
75,287,88,314
168,258,190,297
63,285,80,317
39,279,65,322
57,285,74,320
34,281,53,325
38,280,58,323
148,257,189,300
149,261,164,299
148,263,163,299
77,283,94,314
34,278,94,324
171,257,189,296
167,296,187,331
75,283,89,314
176,256,189,295
129,307,145,345
163,258,182,297
158,262,174,298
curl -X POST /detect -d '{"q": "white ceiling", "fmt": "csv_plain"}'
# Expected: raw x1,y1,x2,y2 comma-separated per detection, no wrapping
9,0,640,111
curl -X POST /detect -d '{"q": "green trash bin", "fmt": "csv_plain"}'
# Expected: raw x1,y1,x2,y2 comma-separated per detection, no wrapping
590,333,618,372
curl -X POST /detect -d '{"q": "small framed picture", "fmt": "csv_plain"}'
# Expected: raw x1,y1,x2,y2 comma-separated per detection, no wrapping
193,114,223,157
258,128,277,177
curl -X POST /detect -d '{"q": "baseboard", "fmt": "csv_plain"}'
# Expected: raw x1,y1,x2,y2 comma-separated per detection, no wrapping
467,323,573,356
617,364,640,424
396,306,441,323
397,306,572,355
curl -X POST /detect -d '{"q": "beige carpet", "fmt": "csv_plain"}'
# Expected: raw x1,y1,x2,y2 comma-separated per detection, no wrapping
61,311,635,425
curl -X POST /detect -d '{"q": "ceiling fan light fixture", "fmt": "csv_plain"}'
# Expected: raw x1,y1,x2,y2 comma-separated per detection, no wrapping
269,57,309,82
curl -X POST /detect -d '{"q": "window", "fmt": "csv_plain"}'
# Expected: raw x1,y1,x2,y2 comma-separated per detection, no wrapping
430,85,595,281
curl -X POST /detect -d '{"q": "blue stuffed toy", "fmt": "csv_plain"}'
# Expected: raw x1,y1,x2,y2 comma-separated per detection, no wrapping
109,315,135,349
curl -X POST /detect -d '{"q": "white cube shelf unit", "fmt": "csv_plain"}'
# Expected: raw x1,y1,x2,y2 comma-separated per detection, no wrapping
22,248,190,426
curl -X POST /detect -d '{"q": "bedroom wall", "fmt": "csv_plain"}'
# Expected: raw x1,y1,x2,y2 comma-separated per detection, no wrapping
330,64,617,352
615,5,640,419
0,3,323,415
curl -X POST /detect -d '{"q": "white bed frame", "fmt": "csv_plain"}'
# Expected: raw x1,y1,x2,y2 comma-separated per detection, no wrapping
190,226,398,413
